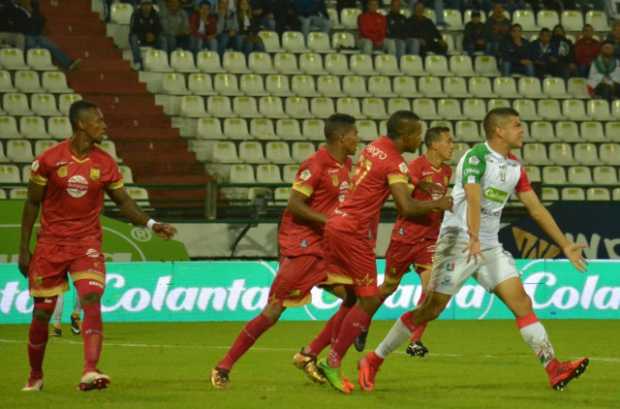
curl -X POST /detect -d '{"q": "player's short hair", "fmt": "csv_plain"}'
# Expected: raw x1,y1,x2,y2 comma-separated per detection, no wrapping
324,113,356,141
483,107,520,139
425,126,450,148
69,100,99,130
386,110,420,140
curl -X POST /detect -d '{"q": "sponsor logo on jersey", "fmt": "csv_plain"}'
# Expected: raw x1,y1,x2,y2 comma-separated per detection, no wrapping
327,167,340,174
399,162,408,174
483,187,509,203
468,155,480,165
299,169,312,181
31,160,40,172
90,167,101,181
86,248,100,258
66,175,89,198
366,144,388,160
300,239,308,248
57,165,68,178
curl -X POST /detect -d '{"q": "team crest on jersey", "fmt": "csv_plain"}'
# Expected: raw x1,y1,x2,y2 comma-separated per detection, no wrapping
399,162,408,174
57,165,68,178
66,175,89,198
90,167,101,181
31,160,40,172
331,174,339,187
300,239,308,248
299,169,312,181
468,156,480,165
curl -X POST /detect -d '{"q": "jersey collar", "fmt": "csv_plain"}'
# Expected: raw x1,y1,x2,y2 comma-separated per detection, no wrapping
484,142,506,160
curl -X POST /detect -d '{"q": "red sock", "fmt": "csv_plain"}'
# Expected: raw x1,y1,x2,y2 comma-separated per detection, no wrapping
328,305,372,367
400,310,417,332
307,304,351,356
410,291,428,342
81,301,103,373
28,297,57,379
218,314,275,371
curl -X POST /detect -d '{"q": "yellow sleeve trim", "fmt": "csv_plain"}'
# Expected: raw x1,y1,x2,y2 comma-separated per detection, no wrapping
107,179,124,190
387,174,408,185
30,174,48,186
292,182,313,197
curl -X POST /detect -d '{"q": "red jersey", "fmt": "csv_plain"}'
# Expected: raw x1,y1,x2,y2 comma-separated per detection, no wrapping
278,147,352,258
391,155,452,243
329,136,408,243
30,140,124,247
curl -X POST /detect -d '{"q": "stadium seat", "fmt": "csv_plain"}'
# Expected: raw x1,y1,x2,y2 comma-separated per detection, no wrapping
292,142,316,162
170,50,197,72
308,32,331,53
593,166,618,185
119,165,134,184
580,121,605,142
450,143,470,165
258,31,281,52
34,139,54,156
341,75,366,98
350,54,374,76
283,164,299,183
341,8,362,29
400,55,424,76
259,96,287,118
419,76,443,97
0,48,28,70
424,8,437,22
368,76,395,98
331,31,356,50
214,73,242,96
586,187,611,201
357,119,378,142
125,187,150,206
514,99,539,120
0,163,20,183
256,164,282,183
568,165,592,184
110,2,132,23
223,51,249,74
32,93,61,116
444,77,468,98
299,53,326,75
524,165,541,182
274,52,300,74
239,141,266,163
561,10,583,31
464,9,486,24
207,96,234,117
3,93,31,116
462,98,486,120
42,71,71,93
100,140,121,162
600,143,620,165
450,55,474,77
21,165,31,182
15,70,42,92
530,121,554,142
285,96,312,118
26,48,56,71
327,7,341,28
291,75,318,97
518,77,543,98
586,10,609,31
561,187,585,200
612,100,620,119
223,118,250,140
274,118,299,140
537,10,559,29
336,97,362,119
210,141,238,163
143,49,172,72
437,99,462,120
523,143,548,165
430,120,453,134
537,99,562,120
196,117,222,139
562,99,588,121
552,121,579,143
48,116,71,139
179,95,206,117
265,74,293,97
543,77,568,98
282,31,306,53
302,119,325,141
393,76,419,97
605,122,620,142
513,10,536,31
425,55,449,76
494,77,517,98
443,8,463,29
413,98,438,119
273,187,291,204
188,73,214,95
614,188,620,201
240,74,267,96
468,77,492,98
20,116,48,139
229,163,255,183
0,70,15,92
6,139,34,162
251,118,277,140
265,142,291,164
567,77,589,98
541,186,559,201
324,53,349,75
474,55,499,76
9,187,28,199
549,143,575,165
542,166,566,184
455,120,482,142
375,54,400,76
362,98,388,119
310,97,335,118
0,116,19,139
197,51,224,73
487,98,510,111
587,99,611,120
161,73,189,95
248,52,276,74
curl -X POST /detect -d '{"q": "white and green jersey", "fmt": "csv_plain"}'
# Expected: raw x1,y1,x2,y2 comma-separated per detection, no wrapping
440,142,532,249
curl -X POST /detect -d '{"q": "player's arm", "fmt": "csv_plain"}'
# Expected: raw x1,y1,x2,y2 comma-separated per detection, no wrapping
464,183,482,262
287,190,327,225
18,182,45,277
518,190,587,272
105,186,177,240
390,182,452,218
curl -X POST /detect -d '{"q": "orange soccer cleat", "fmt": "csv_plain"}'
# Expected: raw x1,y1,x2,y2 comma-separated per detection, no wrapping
546,357,589,391
357,352,383,392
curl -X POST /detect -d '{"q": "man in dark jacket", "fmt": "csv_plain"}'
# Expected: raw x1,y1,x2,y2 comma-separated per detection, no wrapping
386,0,417,58
0,0,28,49
130,0,163,69
408,2,446,55
500,23,534,76
293,0,330,41
530,28,553,77
463,10,485,55
484,2,511,56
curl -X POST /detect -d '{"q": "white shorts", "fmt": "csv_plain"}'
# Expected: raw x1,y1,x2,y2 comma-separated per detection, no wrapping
430,232,519,296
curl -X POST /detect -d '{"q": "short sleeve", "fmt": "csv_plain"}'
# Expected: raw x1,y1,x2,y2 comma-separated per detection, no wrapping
515,166,532,193
387,160,409,185
291,160,321,197
103,159,124,190
461,148,486,185
29,155,50,186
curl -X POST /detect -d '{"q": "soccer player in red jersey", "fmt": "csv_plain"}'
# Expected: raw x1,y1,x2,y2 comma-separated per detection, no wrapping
211,114,359,389
354,126,454,355
19,100,177,392
316,111,453,394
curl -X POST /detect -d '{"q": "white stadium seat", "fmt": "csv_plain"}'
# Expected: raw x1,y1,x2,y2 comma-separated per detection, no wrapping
567,166,592,184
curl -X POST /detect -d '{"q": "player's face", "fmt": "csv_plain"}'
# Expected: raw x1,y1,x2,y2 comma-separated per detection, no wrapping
80,108,107,144
434,132,454,162
340,126,359,156
402,123,423,153
499,116,524,149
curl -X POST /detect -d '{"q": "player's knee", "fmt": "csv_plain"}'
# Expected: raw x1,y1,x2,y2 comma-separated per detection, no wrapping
263,301,284,321
32,297,57,322
358,295,382,314
80,292,101,306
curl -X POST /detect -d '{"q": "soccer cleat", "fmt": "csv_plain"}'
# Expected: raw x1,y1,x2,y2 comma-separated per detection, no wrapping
547,357,589,391
354,330,368,352
358,352,382,392
70,313,81,335
210,367,230,389
292,350,326,384
21,378,43,392
78,370,110,391
317,359,352,394
51,324,62,337
405,340,429,358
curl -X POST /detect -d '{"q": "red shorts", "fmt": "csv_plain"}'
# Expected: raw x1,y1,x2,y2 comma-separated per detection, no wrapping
384,238,435,285
28,242,106,298
324,224,378,297
269,255,327,306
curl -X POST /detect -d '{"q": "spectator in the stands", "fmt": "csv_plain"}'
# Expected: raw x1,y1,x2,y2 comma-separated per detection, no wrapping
357,0,393,55
237,0,265,54
180,0,196,14
606,20,620,59
550,24,576,78
250,0,276,31
409,2,447,55
0,0,27,49
273,0,299,33
161,0,191,51
485,2,511,56
588,41,620,100
215,0,241,55
130,0,163,69
19,0,81,71
189,1,217,53
500,23,534,76
463,10,486,55
293,0,330,42
530,28,554,77
386,0,416,59
575,24,600,77
408,0,447,28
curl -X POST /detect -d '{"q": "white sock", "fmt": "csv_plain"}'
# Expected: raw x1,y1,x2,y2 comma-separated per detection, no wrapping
374,318,411,359
52,294,64,325
519,321,556,367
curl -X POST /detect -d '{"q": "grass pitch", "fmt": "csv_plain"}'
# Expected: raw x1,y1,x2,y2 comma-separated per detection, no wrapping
1,320,618,409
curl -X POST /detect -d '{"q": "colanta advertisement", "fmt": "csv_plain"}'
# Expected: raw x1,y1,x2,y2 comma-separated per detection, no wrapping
1,260,618,324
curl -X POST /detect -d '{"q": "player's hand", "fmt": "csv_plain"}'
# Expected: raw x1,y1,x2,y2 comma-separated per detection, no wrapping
562,243,587,273
18,249,31,278
419,181,446,198
153,223,177,240
465,237,483,264
435,195,453,211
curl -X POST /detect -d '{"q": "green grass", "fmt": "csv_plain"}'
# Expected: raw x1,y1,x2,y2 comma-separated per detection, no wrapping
1,320,618,409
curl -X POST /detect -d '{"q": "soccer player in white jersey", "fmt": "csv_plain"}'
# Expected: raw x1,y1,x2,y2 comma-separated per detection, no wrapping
358,107,589,392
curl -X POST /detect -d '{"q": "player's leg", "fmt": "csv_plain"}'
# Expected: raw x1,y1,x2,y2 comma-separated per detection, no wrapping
493,276,589,390
406,263,433,357
23,296,58,391
51,293,64,337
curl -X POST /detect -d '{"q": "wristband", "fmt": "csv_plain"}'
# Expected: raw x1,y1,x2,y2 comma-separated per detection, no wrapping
146,219,158,230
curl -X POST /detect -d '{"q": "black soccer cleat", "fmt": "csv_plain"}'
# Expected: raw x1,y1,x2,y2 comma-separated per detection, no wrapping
354,330,369,352
70,313,81,335
405,341,429,358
